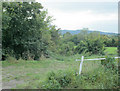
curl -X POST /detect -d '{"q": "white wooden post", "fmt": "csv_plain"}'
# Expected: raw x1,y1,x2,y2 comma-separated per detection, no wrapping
79,56,84,75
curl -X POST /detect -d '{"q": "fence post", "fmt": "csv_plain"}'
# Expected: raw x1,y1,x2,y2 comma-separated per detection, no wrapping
79,56,84,75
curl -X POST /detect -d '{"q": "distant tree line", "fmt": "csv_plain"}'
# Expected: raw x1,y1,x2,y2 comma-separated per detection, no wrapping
57,30,118,56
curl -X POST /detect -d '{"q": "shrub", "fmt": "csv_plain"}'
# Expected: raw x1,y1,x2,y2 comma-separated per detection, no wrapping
41,71,61,89
6,56,18,63
40,67,118,89
56,42,75,56
101,56,118,72
75,39,105,55
20,66,118,89
76,66,118,89
41,69,78,89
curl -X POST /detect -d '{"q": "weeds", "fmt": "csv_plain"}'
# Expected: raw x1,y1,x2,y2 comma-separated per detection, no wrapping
39,64,118,89
2,54,118,89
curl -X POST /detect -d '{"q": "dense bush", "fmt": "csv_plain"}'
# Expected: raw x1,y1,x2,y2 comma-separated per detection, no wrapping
101,56,118,73
77,67,118,89
39,65,118,89
40,69,78,89
57,42,75,56
2,2,60,60
75,39,105,55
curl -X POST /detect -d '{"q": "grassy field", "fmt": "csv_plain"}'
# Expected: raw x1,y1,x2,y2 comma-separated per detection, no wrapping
2,47,118,89
104,47,118,56
2,57,100,88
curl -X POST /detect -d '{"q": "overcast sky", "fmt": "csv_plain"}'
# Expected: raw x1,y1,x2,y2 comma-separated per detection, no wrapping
36,0,118,33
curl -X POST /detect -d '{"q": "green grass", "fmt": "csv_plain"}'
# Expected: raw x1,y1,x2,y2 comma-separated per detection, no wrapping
2,55,103,89
104,47,118,56
12,58,117,89
2,48,118,89
2,58,78,88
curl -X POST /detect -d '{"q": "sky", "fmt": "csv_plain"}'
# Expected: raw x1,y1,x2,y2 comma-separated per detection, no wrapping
36,0,118,33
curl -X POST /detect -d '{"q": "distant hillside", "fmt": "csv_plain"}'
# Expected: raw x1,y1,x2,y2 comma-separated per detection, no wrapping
60,30,117,35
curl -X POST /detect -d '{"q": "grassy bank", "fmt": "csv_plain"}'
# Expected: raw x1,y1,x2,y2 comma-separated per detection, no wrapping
2,47,118,89
2,53,118,89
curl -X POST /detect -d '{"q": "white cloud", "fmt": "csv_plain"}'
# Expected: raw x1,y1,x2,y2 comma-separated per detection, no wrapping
45,8,117,30
36,1,118,33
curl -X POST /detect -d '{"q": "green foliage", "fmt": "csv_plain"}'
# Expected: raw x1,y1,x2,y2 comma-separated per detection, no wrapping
40,66,118,89
59,31,108,55
56,42,75,56
41,71,61,89
76,67,118,89
2,54,118,89
75,38,105,55
41,69,78,89
2,2,118,60
102,35,118,47
75,41,87,54
2,2,119,89
104,47,117,56
101,56,118,72
2,2,60,60
6,56,17,63
2,1,118,64
3,2,42,60
59,31,118,56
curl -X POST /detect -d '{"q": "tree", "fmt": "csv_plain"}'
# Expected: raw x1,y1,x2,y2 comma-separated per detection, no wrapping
57,42,75,56
2,2,59,60
75,37,105,55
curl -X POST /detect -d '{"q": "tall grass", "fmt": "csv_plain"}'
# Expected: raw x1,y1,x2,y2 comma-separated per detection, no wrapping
15,57,118,89
2,50,118,89
17,66,117,89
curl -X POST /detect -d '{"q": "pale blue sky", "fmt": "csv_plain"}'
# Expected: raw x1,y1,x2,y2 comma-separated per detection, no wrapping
37,1,118,33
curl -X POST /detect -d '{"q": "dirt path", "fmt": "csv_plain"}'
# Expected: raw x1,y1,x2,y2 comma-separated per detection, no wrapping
2,80,24,89
2,61,80,89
